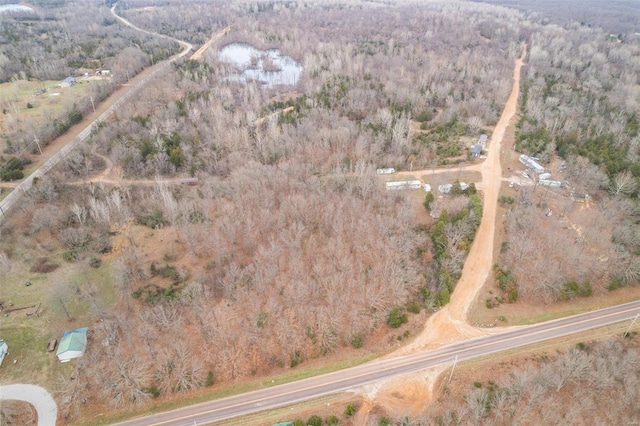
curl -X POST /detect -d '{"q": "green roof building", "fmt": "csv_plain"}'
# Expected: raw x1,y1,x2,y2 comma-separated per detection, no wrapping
56,327,87,363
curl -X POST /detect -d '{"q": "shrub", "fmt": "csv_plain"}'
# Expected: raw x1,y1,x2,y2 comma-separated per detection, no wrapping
68,109,82,124
0,169,23,181
63,250,79,262
407,301,421,314
145,385,160,398
256,312,269,329
437,287,450,306
137,210,168,229
150,262,181,282
423,192,435,211
415,110,433,122
326,415,339,425
486,299,493,309
350,334,363,349
205,371,215,387
473,381,483,388
345,403,357,417
290,350,303,368
386,307,408,328
608,275,624,291
508,289,518,303
88,257,102,268
26,102,34,109
293,420,305,426
378,417,392,426
496,268,514,292
498,195,515,205
132,283,179,304
465,182,477,195
307,415,323,426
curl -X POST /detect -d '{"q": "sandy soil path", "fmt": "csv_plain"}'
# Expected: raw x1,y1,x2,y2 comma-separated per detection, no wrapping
361,46,528,418
190,26,232,60
399,45,528,352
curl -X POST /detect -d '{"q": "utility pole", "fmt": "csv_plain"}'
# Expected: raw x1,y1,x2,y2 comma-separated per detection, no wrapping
448,355,458,383
33,135,42,155
624,314,639,337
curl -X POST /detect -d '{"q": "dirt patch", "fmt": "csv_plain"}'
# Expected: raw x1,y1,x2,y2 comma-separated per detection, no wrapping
362,370,438,419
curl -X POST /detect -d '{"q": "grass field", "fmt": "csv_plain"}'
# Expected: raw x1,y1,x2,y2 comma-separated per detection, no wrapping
0,78,107,154
0,238,118,387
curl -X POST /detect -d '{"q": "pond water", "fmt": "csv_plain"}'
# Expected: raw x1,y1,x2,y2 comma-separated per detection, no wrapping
219,43,302,88
0,4,35,14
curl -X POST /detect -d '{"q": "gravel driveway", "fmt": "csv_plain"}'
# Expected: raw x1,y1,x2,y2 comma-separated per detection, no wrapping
0,384,57,425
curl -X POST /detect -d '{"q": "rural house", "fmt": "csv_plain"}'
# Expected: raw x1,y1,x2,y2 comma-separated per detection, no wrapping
56,327,88,363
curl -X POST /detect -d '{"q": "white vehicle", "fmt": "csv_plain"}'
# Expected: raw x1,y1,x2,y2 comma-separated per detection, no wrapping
522,172,532,179
509,182,514,188
538,172,551,180
376,168,395,175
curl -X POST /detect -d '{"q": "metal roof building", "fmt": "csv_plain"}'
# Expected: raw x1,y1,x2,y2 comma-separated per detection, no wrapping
56,327,87,363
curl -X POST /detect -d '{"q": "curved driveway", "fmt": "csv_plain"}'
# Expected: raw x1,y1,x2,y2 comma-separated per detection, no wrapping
0,384,57,426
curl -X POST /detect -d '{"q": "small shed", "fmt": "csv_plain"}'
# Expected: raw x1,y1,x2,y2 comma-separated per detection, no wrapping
0,340,8,366
471,145,482,157
56,327,87,363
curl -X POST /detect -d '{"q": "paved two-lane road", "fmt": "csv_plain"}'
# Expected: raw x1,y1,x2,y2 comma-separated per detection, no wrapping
112,300,640,426
0,3,192,222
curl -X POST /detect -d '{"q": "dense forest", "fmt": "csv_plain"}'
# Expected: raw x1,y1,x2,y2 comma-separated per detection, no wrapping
495,3,640,303
0,0,527,418
0,0,179,162
378,336,640,425
0,0,639,423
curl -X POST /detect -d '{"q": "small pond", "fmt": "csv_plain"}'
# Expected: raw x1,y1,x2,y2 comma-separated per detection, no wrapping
219,43,302,88
0,4,35,14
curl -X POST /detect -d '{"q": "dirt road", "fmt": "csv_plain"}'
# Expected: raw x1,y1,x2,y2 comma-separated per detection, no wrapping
190,26,232,60
0,5,192,221
400,45,528,352
366,46,528,417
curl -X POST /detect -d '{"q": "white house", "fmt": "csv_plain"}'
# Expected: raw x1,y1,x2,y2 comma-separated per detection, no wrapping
386,180,421,190
519,154,546,174
0,340,8,366
376,168,395,175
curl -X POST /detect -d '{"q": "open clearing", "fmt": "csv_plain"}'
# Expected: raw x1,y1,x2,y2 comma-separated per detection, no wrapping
0,78,107,153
